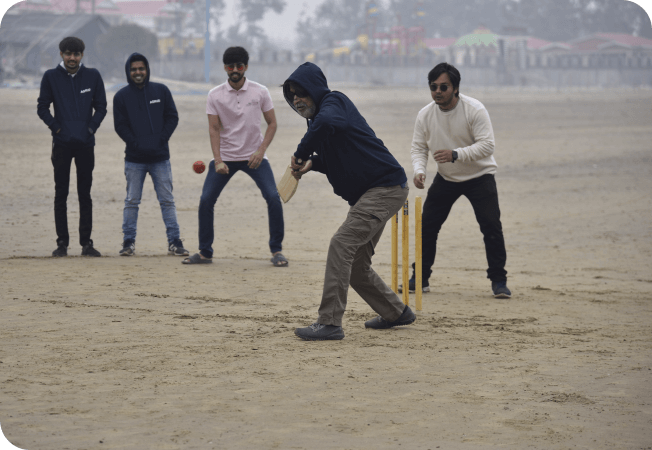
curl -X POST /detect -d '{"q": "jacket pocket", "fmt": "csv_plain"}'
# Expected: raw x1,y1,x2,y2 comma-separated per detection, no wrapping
57,120,91,147
135,133,164,156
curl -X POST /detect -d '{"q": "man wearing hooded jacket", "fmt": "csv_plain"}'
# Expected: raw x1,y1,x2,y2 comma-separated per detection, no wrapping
38,36,107,257
113,53,188,257
284,62,416,341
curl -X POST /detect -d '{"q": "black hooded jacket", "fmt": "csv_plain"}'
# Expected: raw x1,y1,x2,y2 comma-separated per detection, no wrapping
113,53,179,163
283,62,406,205
37,63,107,149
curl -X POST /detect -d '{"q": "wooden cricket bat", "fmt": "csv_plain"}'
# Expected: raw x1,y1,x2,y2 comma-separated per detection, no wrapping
277,165,299,203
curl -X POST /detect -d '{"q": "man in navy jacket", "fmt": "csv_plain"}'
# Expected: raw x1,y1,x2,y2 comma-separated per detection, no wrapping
37,36,107,257
113,53,188,257
283,62,415,341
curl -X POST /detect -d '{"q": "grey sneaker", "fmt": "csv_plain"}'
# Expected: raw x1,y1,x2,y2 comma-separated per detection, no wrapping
52,243,67,257
365,305,416,329
168,239,189,256
295,323,345,341
81,240,101,257
398,275,430,294
492,281,512,299
120,240,135,256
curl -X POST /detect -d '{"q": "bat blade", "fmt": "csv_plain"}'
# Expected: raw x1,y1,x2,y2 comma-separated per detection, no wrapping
277,165,299,203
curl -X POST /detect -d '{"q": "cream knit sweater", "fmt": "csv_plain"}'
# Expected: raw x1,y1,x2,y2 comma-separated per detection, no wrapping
410,93,497,182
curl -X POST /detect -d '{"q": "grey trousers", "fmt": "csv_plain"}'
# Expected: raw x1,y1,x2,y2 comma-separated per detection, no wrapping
318,184,409,327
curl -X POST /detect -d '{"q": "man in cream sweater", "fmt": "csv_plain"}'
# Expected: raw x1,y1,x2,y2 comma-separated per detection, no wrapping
406,62,511,298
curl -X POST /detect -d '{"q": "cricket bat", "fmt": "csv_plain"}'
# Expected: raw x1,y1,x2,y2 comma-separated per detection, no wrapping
277,165,299,203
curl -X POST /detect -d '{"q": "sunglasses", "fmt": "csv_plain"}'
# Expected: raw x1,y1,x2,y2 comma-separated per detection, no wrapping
226,63,245,71
429,83,450,92
290,87,309,98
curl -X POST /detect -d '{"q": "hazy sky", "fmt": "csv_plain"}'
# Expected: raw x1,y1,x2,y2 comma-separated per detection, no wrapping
138,0,319,47
222,0,318,48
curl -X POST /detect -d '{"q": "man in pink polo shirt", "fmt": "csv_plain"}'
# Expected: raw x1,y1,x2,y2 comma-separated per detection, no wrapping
182,47,286,266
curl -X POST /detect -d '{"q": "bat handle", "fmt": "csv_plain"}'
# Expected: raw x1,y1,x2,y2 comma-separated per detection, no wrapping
292,158,303,172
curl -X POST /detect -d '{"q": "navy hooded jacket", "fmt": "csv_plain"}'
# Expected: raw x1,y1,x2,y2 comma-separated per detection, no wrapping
113,53,179,163
283,62,406,205
37,63,107,149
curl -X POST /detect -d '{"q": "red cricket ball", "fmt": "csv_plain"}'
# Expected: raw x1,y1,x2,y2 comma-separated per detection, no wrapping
193,161,206,174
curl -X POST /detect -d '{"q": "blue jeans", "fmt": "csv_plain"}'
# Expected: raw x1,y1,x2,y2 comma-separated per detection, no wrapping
123,160,181,244
198,159,284,258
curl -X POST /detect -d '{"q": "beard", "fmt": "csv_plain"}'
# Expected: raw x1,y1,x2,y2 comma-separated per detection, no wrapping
296,102,316,119
229,72,243,83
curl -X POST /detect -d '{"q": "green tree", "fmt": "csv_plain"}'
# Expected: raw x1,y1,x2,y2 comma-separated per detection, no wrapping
296,0,393,52
225,0,287,49
501,0,651,40
389,0,505,38
185,0,226,37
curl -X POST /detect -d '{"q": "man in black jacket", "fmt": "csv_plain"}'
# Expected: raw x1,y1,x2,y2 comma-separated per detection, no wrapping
283,62,416,341
113,53,188,257
37,36,107,257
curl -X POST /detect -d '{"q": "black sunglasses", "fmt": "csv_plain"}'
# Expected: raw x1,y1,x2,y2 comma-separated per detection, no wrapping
289,86,309,98
429,83,450,92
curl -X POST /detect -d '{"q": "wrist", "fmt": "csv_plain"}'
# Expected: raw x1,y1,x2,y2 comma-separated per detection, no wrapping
451,151,458,163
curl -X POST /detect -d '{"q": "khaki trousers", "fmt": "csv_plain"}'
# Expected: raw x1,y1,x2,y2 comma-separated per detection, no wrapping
318,184,409,327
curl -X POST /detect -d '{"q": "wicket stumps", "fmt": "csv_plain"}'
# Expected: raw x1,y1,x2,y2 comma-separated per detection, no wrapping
390,197,423,311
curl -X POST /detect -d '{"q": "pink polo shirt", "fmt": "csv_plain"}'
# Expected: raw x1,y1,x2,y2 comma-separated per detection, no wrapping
206,78,274,161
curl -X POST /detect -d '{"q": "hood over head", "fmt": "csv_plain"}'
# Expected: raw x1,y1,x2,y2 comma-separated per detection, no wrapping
125,52,150,87
282,62,331,116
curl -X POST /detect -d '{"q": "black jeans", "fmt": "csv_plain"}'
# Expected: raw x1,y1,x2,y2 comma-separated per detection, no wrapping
51,143,95,247
421,173,507,282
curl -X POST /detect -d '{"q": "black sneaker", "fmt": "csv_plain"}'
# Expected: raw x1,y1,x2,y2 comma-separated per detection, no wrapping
81,240,101,257
492,281,512,299
52,243,67,257
120,240,135,256
398,274,430,293
365,305,416,329
295,323,345,341
168,239,189,256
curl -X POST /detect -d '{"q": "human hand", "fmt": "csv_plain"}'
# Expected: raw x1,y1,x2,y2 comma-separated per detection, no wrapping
292,160,312,180
248,148,264,169
413,173,426,189
434,149,454,163
215,161,229,174
291,156,311,180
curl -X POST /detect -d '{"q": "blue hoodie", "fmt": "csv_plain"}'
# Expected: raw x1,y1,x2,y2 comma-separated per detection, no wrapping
37,63,107,149
283,62,407,205
113,53,179,163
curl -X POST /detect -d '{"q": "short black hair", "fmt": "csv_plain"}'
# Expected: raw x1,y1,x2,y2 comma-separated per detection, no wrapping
59,37,85,53
223,47,249,65
130,54,147,66
428,62,461,97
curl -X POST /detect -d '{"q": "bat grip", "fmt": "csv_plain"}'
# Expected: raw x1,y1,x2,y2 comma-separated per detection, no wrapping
293,158,303,172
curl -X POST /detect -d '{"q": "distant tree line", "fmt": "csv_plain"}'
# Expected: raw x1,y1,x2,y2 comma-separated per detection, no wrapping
296,0,652,52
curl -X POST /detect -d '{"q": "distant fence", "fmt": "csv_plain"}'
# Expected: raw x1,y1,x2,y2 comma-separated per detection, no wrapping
154,58,652,88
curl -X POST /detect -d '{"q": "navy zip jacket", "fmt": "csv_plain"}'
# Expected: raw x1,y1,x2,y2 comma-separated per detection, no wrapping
283,62,406,205
37,63,107,149
113,53,179,163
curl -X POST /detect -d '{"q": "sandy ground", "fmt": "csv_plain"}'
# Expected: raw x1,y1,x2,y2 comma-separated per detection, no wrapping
1,82,651,450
